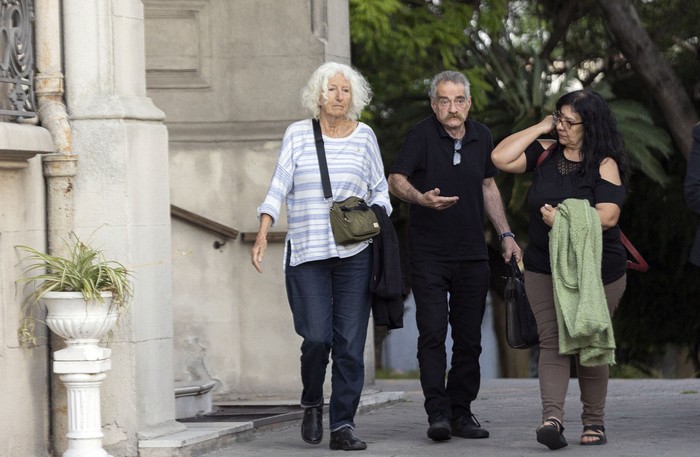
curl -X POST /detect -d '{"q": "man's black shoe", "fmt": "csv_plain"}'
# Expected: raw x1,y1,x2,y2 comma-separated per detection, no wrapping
427,413,452,441
301,404,323,444
329,426,367,451
451,414,489,439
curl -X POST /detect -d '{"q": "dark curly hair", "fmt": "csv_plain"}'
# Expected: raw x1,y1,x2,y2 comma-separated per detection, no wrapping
555,89,630,186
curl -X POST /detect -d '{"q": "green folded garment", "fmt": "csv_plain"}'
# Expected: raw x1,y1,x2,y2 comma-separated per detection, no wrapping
549,198,615,367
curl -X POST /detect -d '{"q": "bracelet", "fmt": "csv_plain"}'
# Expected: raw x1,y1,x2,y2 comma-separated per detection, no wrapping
499,231,515,241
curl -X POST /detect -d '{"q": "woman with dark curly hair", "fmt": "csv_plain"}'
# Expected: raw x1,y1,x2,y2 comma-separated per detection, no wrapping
492,89,630,450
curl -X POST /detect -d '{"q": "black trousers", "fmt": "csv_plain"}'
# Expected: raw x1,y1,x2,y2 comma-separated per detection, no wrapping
411,259,490,422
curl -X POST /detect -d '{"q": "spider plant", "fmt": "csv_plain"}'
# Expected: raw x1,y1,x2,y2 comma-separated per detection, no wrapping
15,233,133,345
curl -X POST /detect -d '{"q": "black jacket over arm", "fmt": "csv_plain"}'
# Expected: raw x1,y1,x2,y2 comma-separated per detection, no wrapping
370,205,404,330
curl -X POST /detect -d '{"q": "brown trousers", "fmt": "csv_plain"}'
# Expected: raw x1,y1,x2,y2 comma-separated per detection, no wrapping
524,271,626,426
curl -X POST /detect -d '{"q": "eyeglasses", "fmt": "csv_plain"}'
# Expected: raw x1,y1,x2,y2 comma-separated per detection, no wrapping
453,138,462,166
552,111,583,130
438,97,468,109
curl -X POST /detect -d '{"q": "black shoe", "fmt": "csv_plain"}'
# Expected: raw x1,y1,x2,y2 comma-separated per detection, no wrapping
451,414,489,439
427,413,452,441
301,404,323,444
329,426,367,451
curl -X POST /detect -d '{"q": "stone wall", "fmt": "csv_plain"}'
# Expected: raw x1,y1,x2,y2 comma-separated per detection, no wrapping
0,125,54,457
144,0,366,402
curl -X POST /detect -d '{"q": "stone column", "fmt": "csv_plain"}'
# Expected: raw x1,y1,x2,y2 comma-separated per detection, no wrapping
58,1,182,455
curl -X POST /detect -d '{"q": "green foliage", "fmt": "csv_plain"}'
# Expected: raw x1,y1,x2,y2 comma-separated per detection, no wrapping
349,0,404,57
350,0,475,85
614,154,700,373
351,0,700,375
634,0,700,52
350,0,492,226
466,29,576,133
15,233,133,346
608,99,673,186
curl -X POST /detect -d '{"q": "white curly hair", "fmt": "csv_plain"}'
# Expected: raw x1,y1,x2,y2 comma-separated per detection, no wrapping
301,62,373,121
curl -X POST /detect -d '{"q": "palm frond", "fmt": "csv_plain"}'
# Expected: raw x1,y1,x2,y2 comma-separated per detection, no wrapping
609,99,673,186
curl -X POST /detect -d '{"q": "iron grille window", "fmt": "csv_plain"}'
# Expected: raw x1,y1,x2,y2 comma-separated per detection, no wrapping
0,0,36,121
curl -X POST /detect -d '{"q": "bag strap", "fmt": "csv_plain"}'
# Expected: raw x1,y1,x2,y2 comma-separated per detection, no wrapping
535,144,649,272
620,231,649,272
312,118,333,199
535,143,555,167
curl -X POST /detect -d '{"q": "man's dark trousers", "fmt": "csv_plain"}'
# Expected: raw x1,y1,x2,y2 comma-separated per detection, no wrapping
411,258,489,421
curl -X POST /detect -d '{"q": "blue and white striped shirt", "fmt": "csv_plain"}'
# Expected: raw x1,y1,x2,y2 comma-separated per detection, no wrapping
258,119,392,267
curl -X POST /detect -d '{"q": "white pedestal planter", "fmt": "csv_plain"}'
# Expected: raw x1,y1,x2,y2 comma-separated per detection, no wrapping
43,291,117,457
55,373,110,457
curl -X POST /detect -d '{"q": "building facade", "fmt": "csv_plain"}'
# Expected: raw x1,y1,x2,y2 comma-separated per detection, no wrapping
1,1,356,456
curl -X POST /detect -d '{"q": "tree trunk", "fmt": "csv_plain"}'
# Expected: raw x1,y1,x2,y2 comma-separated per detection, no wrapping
597,0,698,159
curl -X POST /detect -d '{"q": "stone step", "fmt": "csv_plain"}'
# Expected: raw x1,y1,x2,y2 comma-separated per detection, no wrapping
138,389,404,457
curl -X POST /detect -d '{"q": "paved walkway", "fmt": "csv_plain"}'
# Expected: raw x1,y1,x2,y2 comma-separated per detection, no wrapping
201,377,700,457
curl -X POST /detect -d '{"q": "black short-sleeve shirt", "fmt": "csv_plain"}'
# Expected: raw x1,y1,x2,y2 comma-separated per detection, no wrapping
524,142,627,284
390,115,497,262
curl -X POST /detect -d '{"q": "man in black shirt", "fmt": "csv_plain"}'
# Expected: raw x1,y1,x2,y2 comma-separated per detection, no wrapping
388,71,520,441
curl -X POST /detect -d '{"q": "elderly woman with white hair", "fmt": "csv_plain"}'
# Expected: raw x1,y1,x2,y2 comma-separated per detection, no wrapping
251,62,392,451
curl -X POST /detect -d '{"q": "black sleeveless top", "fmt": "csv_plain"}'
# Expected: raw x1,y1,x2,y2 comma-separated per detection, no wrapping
523,142,627,284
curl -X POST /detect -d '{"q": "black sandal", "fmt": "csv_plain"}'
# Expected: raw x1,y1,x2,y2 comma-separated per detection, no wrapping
580,424,607,445
536,417,568,450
